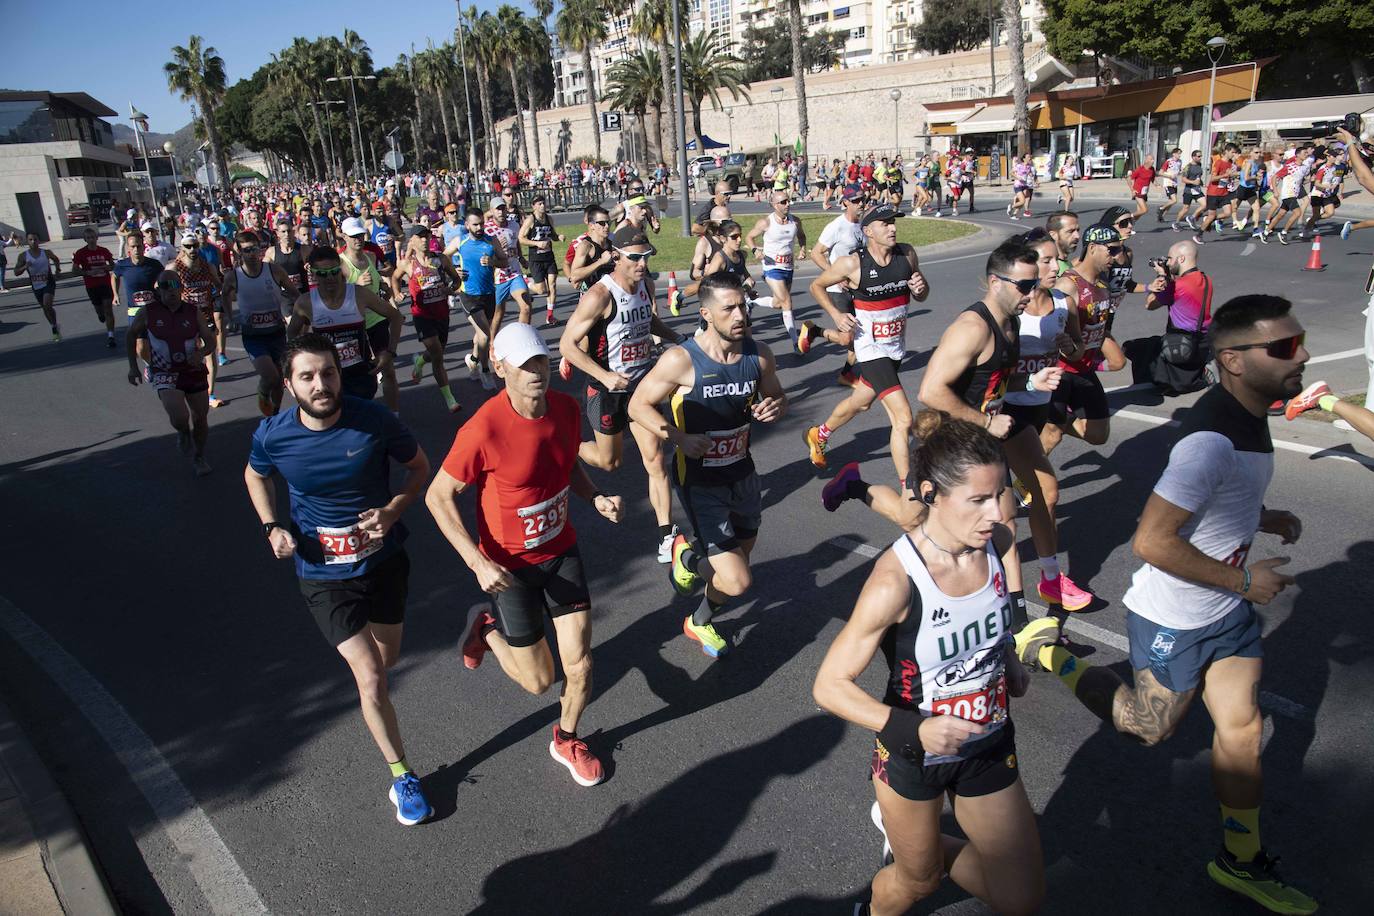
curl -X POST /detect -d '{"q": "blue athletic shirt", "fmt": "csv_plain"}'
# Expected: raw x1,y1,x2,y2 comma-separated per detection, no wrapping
441,222,466,269
249,396,419,580
455,231,496,295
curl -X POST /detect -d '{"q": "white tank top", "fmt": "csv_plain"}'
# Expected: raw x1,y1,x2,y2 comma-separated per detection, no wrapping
761,213,798,270
309,285,367,368
236,264,285,336
1005,290,1069,407
888,534,1012,764
25,250,52,289
595,275,655,382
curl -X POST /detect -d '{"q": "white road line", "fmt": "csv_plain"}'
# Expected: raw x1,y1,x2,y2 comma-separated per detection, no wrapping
826,538,1314,721
0,598,268,915
1306,347,1364,365
1240,242,1256,257
1111,408,1374,470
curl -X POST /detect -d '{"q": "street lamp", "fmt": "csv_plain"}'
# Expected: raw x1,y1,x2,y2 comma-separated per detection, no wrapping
889,88,902,155
128,105,156,208
545,126,552,168
162,141,185,214
771,87,784,163
309,99,347,178
726,109,734,152
1201,36,1228,185
326,73,377,177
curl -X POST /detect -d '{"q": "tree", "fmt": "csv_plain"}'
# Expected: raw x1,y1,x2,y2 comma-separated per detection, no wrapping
739,20,846,83
632,0,686,166
556,0,608,163
913,1,989,56
415,44,457,169
786,0,810,161
467,10,501,167
1002,0,1030,155
521,18,551,167
164,35,231,192
606,48,665,165
333,29,373,175
495,5,534,169
681,29,750,151
281,38,333,178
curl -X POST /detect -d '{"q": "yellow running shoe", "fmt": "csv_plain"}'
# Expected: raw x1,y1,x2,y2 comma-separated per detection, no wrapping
1013,616,1062,670
804,426,828,469
669,534,701,596
1207,849,1318,915
682,616,730,657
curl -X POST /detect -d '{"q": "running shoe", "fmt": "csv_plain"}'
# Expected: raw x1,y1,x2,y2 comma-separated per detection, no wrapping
822,462,862,512
1013,616,1062,670
1284,380,1332,420
465,352,479,379
656,525,679,564
803,426,828,469
932,209,942,218
1038,572,1093,612
411,354,425,383
837,366,858,388
193,456,212,477
544,311,558,327
1023,210,1032,218
669,534,701,595
106,335,116,349
208,393,226,409
1206,848,1318,915
1185,216,1197,231
558,357,573,382
257,393,275,417
870,800,894,867
549,725,605,787
461,609,497,669
1260,229,1271,244
1009,213,1020,221
1235,217,1248,231
1011,474,1033,508
796,320,822,355
480,369,496,390
176,430,193,455
1006,203,1014,217
217,353,228,367
51,326,60,342
1266,399,1286,417
682,615,730,658
1171,221,1181,232
387,773,433,826
1277,231,1290,246
1193,234,1206,246
1156,207,1166,222
1341,220,1353,241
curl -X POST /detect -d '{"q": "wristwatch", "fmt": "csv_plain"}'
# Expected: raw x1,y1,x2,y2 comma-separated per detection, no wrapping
262,521,284,536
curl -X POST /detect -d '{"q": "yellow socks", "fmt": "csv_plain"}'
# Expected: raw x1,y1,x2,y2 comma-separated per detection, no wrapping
1040,644,1088,693
388,757,412,779
1222,805,1261,862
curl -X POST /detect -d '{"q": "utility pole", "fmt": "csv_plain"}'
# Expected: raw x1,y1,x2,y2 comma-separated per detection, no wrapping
327,74,377,177
672,0,692,236
455,1,480,173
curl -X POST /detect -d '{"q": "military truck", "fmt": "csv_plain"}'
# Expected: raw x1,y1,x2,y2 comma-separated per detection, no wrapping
700,148,773,195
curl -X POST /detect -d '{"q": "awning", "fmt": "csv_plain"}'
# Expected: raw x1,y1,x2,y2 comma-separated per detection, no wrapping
1211,93,1374,131
927,107,976,126
685,134,728,150
955,101,1046,133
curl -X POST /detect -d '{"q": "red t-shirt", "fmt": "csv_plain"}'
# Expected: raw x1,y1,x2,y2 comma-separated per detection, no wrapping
71,246,115,289
1206,158,1234,196
1130,166,1155,195
441,390,582,568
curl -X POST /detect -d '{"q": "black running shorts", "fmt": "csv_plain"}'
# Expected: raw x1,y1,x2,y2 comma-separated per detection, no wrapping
85,284,114,316
528,256,556,285
493,545,591,648
872,720,1019,801
1049,370,1110,423
413,314,450,345
298,550,409,646
586,385,632,435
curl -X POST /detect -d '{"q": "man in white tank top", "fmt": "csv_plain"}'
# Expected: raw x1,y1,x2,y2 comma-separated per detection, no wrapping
745,192,809,350
223,232,298,416
14,233,62,340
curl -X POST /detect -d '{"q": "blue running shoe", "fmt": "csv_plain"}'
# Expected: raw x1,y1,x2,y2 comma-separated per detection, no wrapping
216,353,229,367
388,773,432,826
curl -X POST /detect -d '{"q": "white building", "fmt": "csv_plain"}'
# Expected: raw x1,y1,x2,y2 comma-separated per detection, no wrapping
0,91,135,241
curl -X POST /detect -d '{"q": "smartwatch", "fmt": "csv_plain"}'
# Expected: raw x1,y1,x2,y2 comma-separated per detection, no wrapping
262,521,284,537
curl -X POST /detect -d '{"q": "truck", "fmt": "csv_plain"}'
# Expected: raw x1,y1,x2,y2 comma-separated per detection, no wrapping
700,149,771,195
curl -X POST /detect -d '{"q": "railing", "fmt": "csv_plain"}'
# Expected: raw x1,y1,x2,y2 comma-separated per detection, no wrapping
990,45,1051,97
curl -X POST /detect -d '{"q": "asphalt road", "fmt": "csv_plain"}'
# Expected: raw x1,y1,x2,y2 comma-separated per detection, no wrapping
1,194,1372,915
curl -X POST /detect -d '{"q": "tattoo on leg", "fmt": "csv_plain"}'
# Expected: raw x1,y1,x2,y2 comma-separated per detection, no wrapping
1114,668,1195,746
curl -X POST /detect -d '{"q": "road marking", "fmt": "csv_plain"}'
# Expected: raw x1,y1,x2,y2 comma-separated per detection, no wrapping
0,598,268,915
1111,408,1374,470
1306,347,1364,365
1240,242,1256,257
826,538,1313,721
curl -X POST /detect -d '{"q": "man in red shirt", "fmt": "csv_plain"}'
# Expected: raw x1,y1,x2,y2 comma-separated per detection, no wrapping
1129,154,1157,219
1196,144,1240,243
71,227,117,346
426,323,623,788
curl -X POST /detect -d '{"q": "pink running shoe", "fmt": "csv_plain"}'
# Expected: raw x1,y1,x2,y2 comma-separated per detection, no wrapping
1038,572,1093,612
461,610,497,669
822,462,862,512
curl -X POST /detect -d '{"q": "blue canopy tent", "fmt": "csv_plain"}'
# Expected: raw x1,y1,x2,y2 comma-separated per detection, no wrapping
685,135,728,151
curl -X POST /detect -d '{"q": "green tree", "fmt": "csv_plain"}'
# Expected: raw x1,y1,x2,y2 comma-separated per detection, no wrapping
415,43,457,169
495,5,534,169
681,29,750,152
332,30,373,175
739,20,845,83
466,10,501,167
164,35,231,191
632,0,690,164
556,0,608,164
913,1,988,56
785,0,810,160
606,47,664,165
1003,0,1030,155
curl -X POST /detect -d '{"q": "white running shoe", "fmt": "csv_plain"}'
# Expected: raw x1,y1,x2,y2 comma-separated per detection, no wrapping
657,526,678,564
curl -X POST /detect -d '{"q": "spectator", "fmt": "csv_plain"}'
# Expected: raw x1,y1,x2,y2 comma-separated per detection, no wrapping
1143,239,1214,394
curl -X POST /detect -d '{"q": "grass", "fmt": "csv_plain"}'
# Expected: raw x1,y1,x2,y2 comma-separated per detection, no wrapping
1299,391,1366,423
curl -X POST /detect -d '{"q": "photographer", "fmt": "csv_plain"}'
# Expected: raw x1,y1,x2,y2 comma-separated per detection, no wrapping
1336,123,1374,427
1143,239,1214,394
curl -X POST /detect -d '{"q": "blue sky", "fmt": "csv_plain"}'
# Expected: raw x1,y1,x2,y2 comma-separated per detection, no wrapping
0,0,531,132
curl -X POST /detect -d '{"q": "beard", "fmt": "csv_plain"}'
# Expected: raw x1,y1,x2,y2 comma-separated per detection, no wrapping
295,389,340,419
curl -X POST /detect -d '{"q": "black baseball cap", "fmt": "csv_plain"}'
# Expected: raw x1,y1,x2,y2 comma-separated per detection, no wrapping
861,204,899,227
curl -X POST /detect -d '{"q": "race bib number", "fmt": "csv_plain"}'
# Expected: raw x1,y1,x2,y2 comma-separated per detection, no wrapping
702,424,750,467
185,282,212,305
620,335,653,370
931,675,1007,726
518,487,569,550
1081,319,1108,349
495,267,521,284
132,289,155,308
150,371,177,388
316,524,381,565
871,317,905,341
767,252,793,268
334,336,364,368
249,310,281,328
1015,353,1056,375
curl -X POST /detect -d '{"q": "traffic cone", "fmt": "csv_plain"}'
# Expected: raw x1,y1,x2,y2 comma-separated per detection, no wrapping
666,271,681,315
1302,234,1326,271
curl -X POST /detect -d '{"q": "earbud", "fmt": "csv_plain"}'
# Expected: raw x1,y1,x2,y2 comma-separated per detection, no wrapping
922,491,936,506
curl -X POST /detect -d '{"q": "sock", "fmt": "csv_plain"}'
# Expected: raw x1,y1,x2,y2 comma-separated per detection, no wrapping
658,523,673,540
693,595,724,627
817,423,832,442
1040,645,1087,693
1318,394,1338,412
107,330,114,338
845,479,870,503
781,309,797,343
1040,556,1060,580
1221,805,1261,862
440,385,457,409
680,544,703,574
388,757,412,779
555,725,576,741
414,354,426,369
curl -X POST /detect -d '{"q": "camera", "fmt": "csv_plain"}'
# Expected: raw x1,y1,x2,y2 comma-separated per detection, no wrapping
1148,256,1169,275
1311,112,1363,137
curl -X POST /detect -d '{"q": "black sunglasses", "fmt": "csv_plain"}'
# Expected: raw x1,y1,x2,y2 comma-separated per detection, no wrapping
1114,218,1134,228
589,219,610,226
993,274,1039,294
1106,244,1124,255
1223,332,1305,361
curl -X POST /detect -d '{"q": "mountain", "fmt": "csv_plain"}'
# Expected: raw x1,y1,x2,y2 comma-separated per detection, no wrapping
113,121,206,174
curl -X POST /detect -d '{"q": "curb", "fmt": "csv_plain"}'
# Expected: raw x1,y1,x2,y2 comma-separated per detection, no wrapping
0,695,119,916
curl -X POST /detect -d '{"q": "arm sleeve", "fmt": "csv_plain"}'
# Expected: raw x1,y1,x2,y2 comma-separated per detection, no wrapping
1152,432,1233,514
379,407,419,464
247,420,276,476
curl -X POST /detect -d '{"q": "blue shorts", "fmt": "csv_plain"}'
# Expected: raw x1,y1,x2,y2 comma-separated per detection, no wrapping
242,330,286,363
762,268,793,289
1127,601,1262,693
495,273,529,305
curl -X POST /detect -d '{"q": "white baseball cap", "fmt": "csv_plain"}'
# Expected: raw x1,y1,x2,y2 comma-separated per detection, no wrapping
139,220,155,231
341,216,367,237
125,208,136,218
492,322,550,367
179,231,197,245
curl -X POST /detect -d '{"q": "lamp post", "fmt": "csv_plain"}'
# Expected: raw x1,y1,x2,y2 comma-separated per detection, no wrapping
726,109,734,152
672,0,691,237
129,105,156,209
455,1,480,173
770,87,783,163
1201,36,1227,185
545,126,552,168
326,74,377,177
889,88,902,155
309,99,346,179
162,141,185,215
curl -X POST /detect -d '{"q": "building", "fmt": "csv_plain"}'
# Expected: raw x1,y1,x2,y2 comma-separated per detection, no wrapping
0,91,135,241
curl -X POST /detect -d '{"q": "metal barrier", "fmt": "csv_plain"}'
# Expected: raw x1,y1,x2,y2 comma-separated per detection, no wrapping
506,186,610,214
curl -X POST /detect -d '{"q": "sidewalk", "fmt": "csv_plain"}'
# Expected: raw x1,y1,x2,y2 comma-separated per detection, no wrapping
0,697,118,916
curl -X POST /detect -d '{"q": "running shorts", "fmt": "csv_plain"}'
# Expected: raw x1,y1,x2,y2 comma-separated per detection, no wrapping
1163,184,1177,198
86,284,114,317
586,384,634,435
1236,186,1258,202
1134,189,1149,202
151,368,209,394
1309,195,1328,211
243,330,286,364
762,267,793,288
1279,197,1300,212
366,322,390,362
1205,194,1227,211
459,291,497,320
677,472,762,553
1126,600,1261,693
872,720,1019,801
31,285,51,304
413,314,450,346
856,356,903,400
495,273,529,305
1183,187,1203,203
1049,370,1110,422
528,256,555,286
492,545,591,648
298,550,409,646
1004,401,1051,438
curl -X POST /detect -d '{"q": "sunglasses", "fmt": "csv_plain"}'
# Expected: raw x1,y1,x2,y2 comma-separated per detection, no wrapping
992,274,1039,294
157,279,181,290
589,219,610,226
182,243,197,249
618,250,653,262
237,246,261,255
1114,218,1134,228
1106,245,1124,255
1224,332,1305,360
311,265,343,277
727,234,742,240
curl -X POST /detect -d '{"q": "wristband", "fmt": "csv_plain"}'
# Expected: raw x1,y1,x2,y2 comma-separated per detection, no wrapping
1318,394,1338,412
1240,567,1251,595
1008,589,1029,629
1025,375,1037,392
877,706,924,756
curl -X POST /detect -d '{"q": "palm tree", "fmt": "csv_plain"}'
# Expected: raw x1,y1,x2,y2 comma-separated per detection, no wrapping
267,55,322,179
281,38,331,178
1002,0,1030,156
632,0,685,166
467,10,501,167
605,48,664,167
495,5,534,169
335,29,373,175
165,35,232,192
556,0,607,164
521,18,550,167
681,29,750,152
785,0,810,161
415,44,456,169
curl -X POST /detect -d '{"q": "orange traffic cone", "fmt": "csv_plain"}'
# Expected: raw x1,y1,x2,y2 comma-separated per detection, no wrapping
666,270,681,315
1302,234,1326,271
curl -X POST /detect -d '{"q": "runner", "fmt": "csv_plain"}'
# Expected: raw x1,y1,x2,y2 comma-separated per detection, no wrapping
559,226,684,562
70,228,118,346
804,204,929,488
628,271,787,657
1129,154,1157,220
1195,144,1239,244
444,209,509,391
1234,146,1265,232
802,184,867,370
287,245,403,403
518,195,564,327
141,223,175,265
692,181,733,236
1261,143,1315,245
339,216,399,412
812,409,1042,916
1173,150,1206,231
1057,152,1078,208
125,268,214,476
945,155,964,217
1155,148,1184,222
223,231,298,416
390,225,463,413
425,323,623,788
745,191,809,351
264,216,311,299
172,232,228,408
244,333,434,826
1008,155,1036,220
958,151,975,213
1045,210,1081,277
486,196,535,326
1016,295,1318,915
12,233,62,341
111,231,165,331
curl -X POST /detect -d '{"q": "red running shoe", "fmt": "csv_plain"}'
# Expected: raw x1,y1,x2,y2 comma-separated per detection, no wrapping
1266,399,1286,417
549,725,604,787
1285,380,1331,420
462,610,497,669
